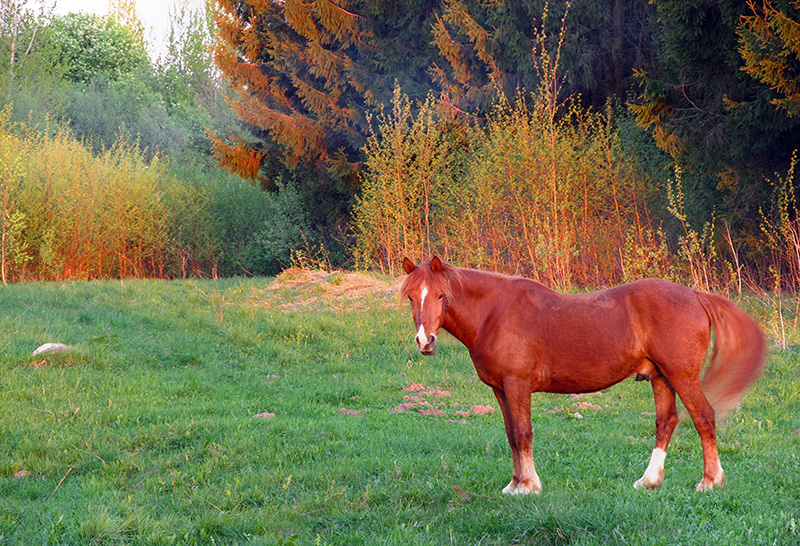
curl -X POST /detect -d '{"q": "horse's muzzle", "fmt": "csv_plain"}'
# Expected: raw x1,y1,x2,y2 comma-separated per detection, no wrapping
418,335,437,356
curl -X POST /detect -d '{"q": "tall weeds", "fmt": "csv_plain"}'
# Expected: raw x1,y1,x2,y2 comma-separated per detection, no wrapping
7,120,170,280
0,108,29,283
759,151,800,292
0,108,320,282
354,88,456,275
355,5,659,287
354,88,655,287
666,169,732,293
757,152,800,347
451,96,654,287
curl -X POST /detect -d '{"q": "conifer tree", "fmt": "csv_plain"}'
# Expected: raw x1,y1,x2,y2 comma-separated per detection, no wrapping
630,0,800,229
738,0,800,117
208,0,440,190
430,0,657,112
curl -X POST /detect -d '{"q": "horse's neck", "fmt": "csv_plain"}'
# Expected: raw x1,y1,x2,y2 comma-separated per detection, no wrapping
443,269,502,351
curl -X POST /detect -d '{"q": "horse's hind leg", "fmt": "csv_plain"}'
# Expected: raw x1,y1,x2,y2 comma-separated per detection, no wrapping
672,380,725,490
634,374,678,490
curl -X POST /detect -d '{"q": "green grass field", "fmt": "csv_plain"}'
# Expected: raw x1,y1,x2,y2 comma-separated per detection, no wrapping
0,272,798,545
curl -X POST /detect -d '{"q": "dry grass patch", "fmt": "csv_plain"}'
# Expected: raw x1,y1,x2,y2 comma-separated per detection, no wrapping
247,268,398,312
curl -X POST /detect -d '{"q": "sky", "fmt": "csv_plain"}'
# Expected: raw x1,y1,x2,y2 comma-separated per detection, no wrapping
53,0,208,60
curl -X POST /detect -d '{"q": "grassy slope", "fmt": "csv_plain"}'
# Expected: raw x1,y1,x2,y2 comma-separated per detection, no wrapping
0,275,798,545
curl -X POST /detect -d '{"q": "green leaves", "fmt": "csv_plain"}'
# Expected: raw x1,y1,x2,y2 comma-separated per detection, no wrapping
49,12,147,85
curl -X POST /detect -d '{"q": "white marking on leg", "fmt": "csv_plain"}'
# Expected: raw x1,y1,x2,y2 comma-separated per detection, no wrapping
511,453,542,495
634,448,666,490
502,480,518,494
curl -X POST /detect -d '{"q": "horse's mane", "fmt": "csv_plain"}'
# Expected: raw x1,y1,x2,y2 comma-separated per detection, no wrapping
399,259,463,301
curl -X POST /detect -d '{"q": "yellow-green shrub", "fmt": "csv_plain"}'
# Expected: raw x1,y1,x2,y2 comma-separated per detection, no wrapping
0,112,169,280
355,90,658,287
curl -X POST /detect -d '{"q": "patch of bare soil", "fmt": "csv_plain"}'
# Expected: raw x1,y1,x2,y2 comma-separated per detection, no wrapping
388,382,495,423
248,268,398,312
545,393,605,419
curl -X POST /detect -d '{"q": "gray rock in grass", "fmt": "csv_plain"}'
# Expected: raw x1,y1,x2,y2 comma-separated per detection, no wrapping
32,343,76,357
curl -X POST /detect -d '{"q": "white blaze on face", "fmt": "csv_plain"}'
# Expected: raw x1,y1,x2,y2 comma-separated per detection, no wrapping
415,285,429,348
416,324,428,348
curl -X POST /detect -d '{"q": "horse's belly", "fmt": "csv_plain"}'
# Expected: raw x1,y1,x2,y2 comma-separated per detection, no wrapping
540,372,629,394
537,352,644,394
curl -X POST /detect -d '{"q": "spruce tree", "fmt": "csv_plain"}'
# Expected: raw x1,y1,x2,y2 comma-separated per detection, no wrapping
630,0,800,231
208,0,441,190
738,0,800,117
430,0,657,112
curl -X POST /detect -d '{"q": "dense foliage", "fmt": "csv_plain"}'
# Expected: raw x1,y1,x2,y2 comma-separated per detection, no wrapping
2,0,800,287
50,12,148,84
430,0,656,111
209,0,800,288
630,0,800,235
0,0,319,280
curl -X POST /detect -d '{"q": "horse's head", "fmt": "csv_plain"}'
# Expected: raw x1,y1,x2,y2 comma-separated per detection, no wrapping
400,256,455,356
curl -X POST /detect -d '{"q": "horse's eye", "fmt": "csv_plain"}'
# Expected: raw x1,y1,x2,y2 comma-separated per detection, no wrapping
408,296,413,302
438,294,444,300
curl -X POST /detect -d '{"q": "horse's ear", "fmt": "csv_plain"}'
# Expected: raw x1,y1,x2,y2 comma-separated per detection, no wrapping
402,257,416,274
430,255,443,272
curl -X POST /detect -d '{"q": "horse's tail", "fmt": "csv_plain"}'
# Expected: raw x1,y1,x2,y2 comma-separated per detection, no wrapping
695,291,767,420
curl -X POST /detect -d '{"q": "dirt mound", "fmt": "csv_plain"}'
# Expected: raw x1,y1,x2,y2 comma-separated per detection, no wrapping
388,382,495,422
250,268,398,312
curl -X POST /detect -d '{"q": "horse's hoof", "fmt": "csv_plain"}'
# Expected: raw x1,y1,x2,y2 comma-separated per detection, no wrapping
633,476,662,490
502,481,518,495
695,476,726,491
633,467,664,490
512,478,542,495
513,484,542,495
695,467,726,491
695,480,715,491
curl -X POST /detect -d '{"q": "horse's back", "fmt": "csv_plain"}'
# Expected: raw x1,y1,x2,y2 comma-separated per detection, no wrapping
493,277,710,392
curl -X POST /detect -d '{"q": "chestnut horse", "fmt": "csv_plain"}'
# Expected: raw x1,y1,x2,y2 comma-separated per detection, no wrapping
400,257,765,494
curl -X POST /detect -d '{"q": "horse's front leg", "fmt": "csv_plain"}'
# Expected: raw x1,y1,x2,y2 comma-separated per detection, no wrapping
492,388,520,493
493,383,541,495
